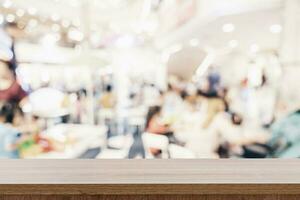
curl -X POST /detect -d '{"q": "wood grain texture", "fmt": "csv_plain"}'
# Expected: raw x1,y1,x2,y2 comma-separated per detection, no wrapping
1,195,300,200
0,160,300,196
1,184,300,195
0,160,300,184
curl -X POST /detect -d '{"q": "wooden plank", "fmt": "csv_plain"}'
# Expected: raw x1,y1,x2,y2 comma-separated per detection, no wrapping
0,160,299,184
1,184,300,195
0,195,300,200
0,160,299,195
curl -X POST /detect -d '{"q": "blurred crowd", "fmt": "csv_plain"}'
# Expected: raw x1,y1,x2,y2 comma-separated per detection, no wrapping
1,22,300,159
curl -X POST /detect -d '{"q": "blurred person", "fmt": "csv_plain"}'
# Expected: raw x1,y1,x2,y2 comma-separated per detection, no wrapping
100,85,116,109
145,106,172,135
242,108,300,158
197,92,225,129
0,101,39,134
267,109,300,158
197,77,218,98
218,87,230,112
207,68,221,95
3,22,24,74
209,112,246,158
145,105,182,143
98,85,116,134
251,74,277,127
227,79,247,115
0,60,27,104
145,105,171,156
0,103,22,158
142,83,161,106
75,89,88,123
162,83,183,123
180,90,194,111
230,74,276,127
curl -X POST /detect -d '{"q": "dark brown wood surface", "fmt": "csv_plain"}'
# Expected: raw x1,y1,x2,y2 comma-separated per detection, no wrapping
1,195,300,200
1,184,300,195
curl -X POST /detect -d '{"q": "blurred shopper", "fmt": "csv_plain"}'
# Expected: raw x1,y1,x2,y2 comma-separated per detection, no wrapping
264,109,300,158
142,83,161,106
100,85,116,109
209,112,245,158
198,95,225,129
145,105,182,144
251,74,277,127
162,84,183,123
75,89,88,124
99,85,116,135
239,106,300,159
196,77,225,128
207,68,221,95
3,22,23,74
0,103,22,158
0,60,27,104
145,106,172,135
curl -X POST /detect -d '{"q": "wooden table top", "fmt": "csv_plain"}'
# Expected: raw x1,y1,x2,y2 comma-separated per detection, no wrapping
0,159,299,195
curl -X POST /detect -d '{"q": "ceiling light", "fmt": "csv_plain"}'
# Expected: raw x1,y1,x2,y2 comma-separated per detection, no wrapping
189,38,199,47
270,24,282,34
228,40,238,48
16,9,25,17
222,23,235,33
6,14,15,23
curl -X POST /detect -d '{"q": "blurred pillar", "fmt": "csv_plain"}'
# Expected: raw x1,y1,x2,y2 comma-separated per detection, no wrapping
81,0,94,124
279,0,300,114
280,0,300,66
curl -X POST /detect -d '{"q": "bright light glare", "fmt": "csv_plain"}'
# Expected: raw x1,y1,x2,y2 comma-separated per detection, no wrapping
189,38,199,47
270,24,282,34
196,53,215,77
6,14,16,23
16,9,25,17
222,23,235,33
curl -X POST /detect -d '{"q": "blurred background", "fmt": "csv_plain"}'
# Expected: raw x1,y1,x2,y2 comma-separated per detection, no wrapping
0,0,299,159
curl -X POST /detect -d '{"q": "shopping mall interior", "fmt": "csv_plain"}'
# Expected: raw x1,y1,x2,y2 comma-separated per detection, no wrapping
0,0,299,159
